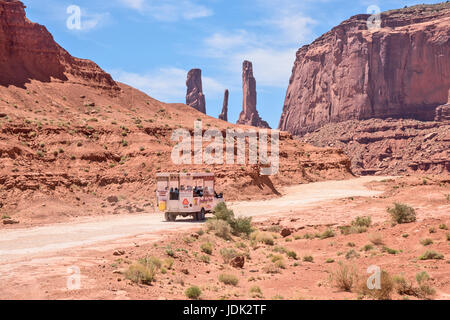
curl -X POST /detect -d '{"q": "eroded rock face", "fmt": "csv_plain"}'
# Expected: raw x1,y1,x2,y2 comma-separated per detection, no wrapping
186,69,206,114
0,0,119,90
279,3,450,136
435,90,450,122
219,89,229,121
237,61,270,128
303,118,450,175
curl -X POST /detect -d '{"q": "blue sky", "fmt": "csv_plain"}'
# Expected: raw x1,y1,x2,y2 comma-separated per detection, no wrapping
23,0,441,128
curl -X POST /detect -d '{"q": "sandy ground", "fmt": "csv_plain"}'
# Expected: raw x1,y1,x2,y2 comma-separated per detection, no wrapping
1,175,448,300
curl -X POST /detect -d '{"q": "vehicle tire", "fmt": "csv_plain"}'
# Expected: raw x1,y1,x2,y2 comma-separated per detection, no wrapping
199,208,206,221
194,212,200,221
166,213,176,222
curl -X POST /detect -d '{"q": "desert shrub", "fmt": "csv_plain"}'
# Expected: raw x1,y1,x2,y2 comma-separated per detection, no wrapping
326,258,335,263
270,254,284,263
446,233,450,241
250,231,274,246
164,258,174,269
165,248,175,257
213,202,234,222
303,255,314,263
359,270,394,300
139,256,162,269
220,248,238,263
439,224,448,230
418,250,444,260
125,262,156,285
352,216,372,228
286,250,298,260
219,274,239,286
230,216,253,236
393,275,417,296
339,225,367,235
368,233,384,245
200,242,213,255
347,242,356,247
320,228,336,239
267,225,281,233
416,272,436,299
200,255,210,264
206,219,232,240
185,286,202,299
382,247,400,255
420,238,433,246
196,229,205,236
274,260,286,269
345,249,360,260
362,244,374,251
250,286,263,298
332,262,358,292
388,203,416,224
429,227,436,234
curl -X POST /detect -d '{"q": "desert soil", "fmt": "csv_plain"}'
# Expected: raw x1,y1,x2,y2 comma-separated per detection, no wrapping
0,175,449,300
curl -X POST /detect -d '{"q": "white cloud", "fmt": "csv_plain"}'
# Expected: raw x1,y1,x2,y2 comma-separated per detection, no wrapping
110,68,225,103
200,3,316,88
118,0,213,21
119,0,145,11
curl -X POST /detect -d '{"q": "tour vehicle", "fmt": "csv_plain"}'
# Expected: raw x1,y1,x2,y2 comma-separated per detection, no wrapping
156,172,224,221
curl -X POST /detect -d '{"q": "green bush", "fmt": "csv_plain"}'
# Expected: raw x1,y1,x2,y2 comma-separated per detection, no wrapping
418,250,444,260
388,203,416,224
332,262,357,292
352,216,372,228
213,202,234,221
303,255,314,262
420,238,433,246
220,248,238,263
125,262,156,285
206,219,232,240
320,228,336,239
219,274,239,286
230,216,253,236
250,231,274,246
200,242,213,255
185,286,202,299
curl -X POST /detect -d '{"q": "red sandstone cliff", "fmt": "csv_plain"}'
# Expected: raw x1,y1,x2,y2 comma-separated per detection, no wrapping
0,0,119,90
279,3,450,136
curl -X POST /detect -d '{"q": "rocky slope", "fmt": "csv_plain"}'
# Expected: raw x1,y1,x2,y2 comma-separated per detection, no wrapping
0,1,353,226
279,3,450,136
303,118,449,175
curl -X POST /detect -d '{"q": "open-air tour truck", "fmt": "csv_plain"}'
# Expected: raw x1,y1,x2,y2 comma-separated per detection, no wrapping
156,172,224,222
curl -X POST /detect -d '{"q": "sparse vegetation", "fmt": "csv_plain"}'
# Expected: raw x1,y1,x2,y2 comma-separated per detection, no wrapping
220,248,238,263
439,224,448,230
219,274,239,286
250,231,274,246
124,261,156,285
420,238,433,246
200,242,213,255
418,250,444,260
320,228,336,239
358,270,394,300
303,255,314,263
185,286,202,299
388,203,416,224
332,262,358,292
368,233,384,245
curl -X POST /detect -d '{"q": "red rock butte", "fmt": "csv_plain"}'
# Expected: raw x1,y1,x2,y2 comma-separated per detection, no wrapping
279,3,450,136
0,0,119,90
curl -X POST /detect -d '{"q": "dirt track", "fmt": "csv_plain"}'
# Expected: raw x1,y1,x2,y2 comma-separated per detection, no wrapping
0,176,389,265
